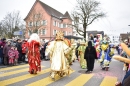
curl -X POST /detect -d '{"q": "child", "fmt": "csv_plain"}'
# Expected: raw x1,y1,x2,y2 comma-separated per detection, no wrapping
8,45,15,66
14,47,19,65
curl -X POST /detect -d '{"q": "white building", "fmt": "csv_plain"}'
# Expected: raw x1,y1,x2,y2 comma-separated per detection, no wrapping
104,30,120,43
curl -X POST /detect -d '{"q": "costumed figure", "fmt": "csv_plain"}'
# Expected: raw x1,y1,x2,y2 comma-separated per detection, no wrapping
45,31,73,80
70,39,77,62
94,36,97,46
77,40,87,69
113,43,130,86
27,33,41,74
98,38,115,71
64,38,73,65
95,40,100,59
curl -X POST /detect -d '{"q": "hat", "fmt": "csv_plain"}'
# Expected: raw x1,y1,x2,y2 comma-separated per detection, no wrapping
55,31,64,40
2,38,6,41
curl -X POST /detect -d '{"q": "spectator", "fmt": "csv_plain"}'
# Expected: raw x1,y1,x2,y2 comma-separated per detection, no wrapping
0,38,6,47
8,45,15,66
16,39,22,63
0,45,3,65
3,41,11,65
0,38,6,64
21,40,28,62
44,41,49,60
40,41,45,60
14,47,19,65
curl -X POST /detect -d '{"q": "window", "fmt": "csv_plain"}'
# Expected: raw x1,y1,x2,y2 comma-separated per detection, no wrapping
67,24,72,28
63,23,67,28
53,30,57,35
34,21,40,26
60,24,63,28
41,20,47,25
34,14,41,19
36,21,40,26
28,22,33,27
53,21,57,26
42,29,46,35
38,29,41,35
57,22,59,27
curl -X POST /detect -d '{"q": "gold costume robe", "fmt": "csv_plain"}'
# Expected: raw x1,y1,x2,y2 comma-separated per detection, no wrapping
46,41,70,71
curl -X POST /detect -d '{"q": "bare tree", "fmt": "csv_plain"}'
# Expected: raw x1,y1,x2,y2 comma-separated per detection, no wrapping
1,11,23,38
27,9,46,34
0,22,5,37
71,0,106,40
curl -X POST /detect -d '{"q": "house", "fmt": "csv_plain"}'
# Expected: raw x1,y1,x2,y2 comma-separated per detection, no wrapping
24,0,73,41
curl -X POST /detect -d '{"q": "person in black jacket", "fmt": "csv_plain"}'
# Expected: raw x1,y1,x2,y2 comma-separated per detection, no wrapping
16,39,22,63
84,41,97,73
43,41,49,60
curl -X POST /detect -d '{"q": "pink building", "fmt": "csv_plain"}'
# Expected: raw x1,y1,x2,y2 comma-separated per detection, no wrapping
24,0,73,41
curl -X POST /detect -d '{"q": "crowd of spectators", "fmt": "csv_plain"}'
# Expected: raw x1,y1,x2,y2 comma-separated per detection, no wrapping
0,38,50,66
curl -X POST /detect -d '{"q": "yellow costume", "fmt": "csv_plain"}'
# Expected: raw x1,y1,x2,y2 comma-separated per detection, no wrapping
70,39,77,62
78,41,87,69
45,31,73,80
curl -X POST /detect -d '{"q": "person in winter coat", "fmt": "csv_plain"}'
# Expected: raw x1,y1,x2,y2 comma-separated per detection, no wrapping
16,39,22,63
84,41,97,73
8,45,15,65
21,40,28,62
0,38,6,64
44,41,49,60
14,47,19,65
40,41,45,60
0,45,3,64
0,38,6,47
3,41,11,65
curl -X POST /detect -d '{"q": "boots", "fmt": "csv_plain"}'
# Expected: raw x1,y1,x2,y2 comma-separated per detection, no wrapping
105,67,109,71
115,82,121,86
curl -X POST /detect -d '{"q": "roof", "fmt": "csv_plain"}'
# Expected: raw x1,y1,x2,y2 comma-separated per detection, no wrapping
24,0,72,20
62,11,72,20
39,1,63,19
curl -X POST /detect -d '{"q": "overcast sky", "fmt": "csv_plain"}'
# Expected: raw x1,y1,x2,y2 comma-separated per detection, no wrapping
0,0,130,35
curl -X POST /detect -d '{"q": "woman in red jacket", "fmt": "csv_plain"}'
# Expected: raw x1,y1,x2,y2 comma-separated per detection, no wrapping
21,40,28,62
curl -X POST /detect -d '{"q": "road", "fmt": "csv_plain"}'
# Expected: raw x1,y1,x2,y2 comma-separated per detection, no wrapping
0,58,125,86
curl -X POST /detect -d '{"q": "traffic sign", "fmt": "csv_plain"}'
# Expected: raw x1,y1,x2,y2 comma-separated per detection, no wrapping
14,31,23,35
